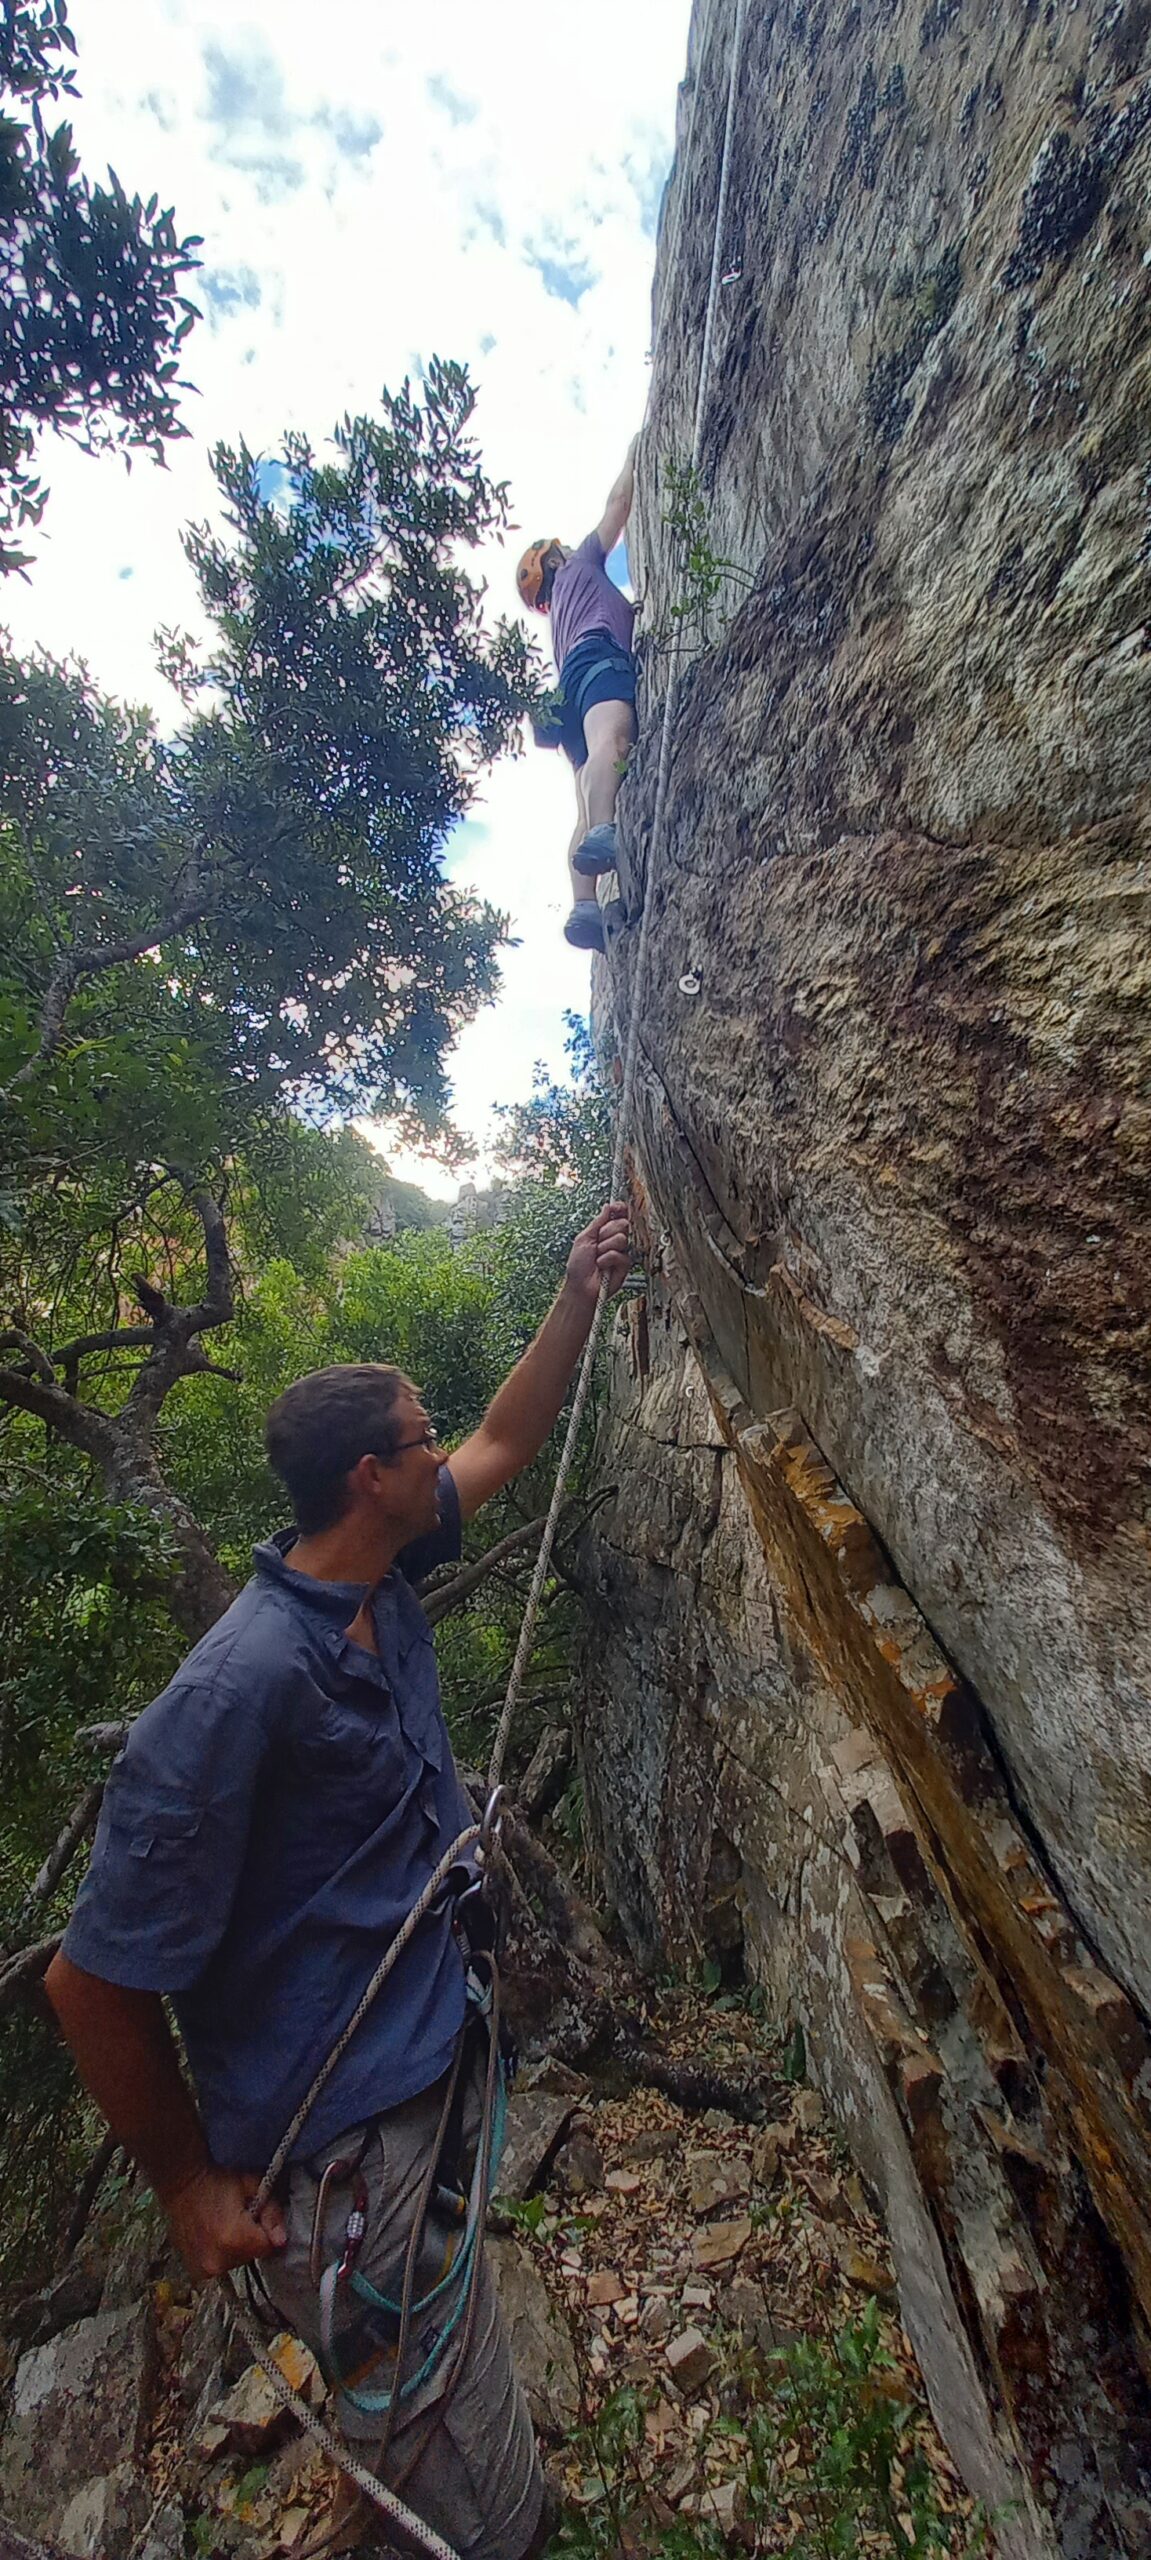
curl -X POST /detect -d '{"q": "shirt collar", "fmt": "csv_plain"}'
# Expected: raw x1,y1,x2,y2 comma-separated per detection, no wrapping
253,1528,397,1626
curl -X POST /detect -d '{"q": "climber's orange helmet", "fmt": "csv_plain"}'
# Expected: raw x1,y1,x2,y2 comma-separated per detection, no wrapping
516,538,564,614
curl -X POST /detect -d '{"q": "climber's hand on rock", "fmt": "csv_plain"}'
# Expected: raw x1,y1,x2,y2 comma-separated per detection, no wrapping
566,1202,631,1307
162,2162,287,2281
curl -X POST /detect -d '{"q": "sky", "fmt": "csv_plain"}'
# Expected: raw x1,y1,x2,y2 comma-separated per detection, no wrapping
4,0,693,1194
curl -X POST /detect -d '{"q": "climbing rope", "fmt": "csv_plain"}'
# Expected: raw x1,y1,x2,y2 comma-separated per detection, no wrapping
252,1822,482,2209
486,0,749,1801
228,3,750,2549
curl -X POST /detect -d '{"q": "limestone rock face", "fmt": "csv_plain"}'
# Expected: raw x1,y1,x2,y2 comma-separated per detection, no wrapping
585,1,1151,2551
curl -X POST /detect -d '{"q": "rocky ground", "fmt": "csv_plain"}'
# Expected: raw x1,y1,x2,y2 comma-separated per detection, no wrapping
0,1988,986,2559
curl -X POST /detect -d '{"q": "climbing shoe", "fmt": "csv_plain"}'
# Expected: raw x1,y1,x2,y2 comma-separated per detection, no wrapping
572,821,619,877
563,902,606,953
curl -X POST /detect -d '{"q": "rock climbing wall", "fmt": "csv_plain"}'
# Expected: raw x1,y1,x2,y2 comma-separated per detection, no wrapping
583,1,1151,2550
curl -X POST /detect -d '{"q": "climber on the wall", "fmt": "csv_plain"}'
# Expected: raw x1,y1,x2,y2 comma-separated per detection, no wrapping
517,433,638,954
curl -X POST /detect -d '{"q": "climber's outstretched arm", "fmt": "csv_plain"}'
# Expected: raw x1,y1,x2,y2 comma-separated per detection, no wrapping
597,435,638,555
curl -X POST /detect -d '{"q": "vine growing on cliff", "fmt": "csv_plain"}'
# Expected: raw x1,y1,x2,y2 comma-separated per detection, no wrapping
650,455,754,659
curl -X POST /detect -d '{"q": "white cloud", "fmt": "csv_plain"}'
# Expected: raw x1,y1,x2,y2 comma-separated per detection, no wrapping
4,0,691,1180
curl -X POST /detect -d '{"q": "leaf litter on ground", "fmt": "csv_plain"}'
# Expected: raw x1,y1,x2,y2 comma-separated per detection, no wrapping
139,1986,990,2557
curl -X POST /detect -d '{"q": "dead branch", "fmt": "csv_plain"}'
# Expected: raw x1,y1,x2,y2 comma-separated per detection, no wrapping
119,1187,235,1432
0,1328,56,1386
0,1933,60,2016
48,1325,156,1396
501,1810,614,1980
2,882,206,1099
422,1513,550,1623
519,1723,573,1824
73,1720,130,1753
18,1780,106,1928
49,1326,155,1368
0,1363,115,1462
63,2131,120,2259
421,1490,614,1627
184,1186,234,1333
183,1346,243,1385
617,2049,771,2124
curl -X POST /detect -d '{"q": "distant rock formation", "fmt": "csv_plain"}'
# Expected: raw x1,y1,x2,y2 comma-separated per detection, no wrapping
585,1,1151,2550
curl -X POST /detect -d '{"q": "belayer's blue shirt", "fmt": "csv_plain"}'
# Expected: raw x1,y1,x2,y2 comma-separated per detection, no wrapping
63,1468,475,2169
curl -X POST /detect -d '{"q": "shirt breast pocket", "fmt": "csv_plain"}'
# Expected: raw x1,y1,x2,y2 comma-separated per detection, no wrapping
293,1698,408,1838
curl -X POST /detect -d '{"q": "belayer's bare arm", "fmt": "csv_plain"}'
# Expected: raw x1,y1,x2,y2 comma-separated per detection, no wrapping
596,434,638,554
448,1203,630,1521
44,1950,286,2280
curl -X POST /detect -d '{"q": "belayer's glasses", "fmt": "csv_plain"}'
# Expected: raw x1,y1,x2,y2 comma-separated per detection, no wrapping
390,1424,440,1456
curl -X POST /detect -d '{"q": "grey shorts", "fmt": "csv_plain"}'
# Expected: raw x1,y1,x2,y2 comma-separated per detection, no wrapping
258,2056,544,2560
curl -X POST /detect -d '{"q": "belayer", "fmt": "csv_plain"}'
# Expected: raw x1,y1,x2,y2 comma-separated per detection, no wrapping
45,1202,630,2560
517,435,638,953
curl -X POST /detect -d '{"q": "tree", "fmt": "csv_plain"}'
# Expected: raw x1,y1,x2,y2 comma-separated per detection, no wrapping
2,363,533,1128
0,363,538,1628
0,0,201,574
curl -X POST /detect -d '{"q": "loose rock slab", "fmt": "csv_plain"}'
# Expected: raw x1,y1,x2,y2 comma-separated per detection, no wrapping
496,2092,575,2201
487,2235,579,2433
0,2303,153,2540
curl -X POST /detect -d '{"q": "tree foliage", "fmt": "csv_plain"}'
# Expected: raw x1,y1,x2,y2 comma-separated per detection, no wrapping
0,202,593,2277
0,0,201,573
1,362,534,1147
0,360,539,1613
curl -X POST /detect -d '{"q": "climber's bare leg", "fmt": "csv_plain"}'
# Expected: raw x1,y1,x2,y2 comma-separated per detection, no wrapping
581,698,636,830
569,765,597,907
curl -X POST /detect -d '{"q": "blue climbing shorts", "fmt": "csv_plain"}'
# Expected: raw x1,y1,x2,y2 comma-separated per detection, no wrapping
553,632,637,769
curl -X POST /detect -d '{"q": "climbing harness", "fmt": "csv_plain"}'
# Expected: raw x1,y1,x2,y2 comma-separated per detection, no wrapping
531,649,631,756
227,4,750,2550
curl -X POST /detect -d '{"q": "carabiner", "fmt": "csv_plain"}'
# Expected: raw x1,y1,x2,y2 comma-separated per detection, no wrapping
336,2172,369,2283
479,1783,506,1864
309,2153,368,2291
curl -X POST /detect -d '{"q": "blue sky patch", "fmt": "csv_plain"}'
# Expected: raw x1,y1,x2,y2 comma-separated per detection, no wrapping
254,457,292,505
203,37,290,136
528,246,597,308
471,201,506,249
202,265,263,324
201,37,305,196
625,136,671,238
442,816,490,878
317,104,382,158
427,73,477,125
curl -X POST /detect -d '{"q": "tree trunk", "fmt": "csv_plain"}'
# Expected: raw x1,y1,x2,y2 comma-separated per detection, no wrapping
103,1435,236,1639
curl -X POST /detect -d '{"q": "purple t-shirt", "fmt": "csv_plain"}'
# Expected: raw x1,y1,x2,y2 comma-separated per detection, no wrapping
550,532,635,673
